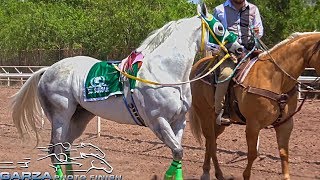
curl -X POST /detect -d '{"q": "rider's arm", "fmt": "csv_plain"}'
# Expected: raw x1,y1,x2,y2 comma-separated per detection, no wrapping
253,8,264,38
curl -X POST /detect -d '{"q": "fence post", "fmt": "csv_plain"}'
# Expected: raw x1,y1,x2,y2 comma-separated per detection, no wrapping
298,84,302,100
97,116,101,137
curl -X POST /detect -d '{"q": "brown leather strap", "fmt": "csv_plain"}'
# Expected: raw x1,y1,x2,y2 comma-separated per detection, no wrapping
272,95,306,128
246,86,281,101
246,86,298,127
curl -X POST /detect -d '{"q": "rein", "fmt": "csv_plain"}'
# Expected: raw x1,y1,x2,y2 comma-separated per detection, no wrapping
260,40,318,90
113,17,231,86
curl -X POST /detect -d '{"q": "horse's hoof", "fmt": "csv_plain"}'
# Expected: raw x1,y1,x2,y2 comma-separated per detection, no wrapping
151,175,158,180
175,168,183,180
215,173,225,180
164,174,173,180
200,173,210,180
224,174,236,180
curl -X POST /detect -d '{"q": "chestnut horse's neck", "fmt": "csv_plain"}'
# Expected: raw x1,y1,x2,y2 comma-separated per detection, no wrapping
258,32,320,92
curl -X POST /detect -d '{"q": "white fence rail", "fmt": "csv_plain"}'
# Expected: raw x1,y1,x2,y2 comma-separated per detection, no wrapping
297,68,320,99
0,66,47,86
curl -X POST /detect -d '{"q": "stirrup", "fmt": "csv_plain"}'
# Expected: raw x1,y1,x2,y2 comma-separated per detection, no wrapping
216,110,231,126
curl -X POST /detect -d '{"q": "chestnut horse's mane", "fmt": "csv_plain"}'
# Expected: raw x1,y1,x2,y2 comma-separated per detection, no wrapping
312,39,320,54
260,32,320,56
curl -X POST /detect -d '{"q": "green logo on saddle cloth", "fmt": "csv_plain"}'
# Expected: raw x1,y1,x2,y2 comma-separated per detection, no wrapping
84,61,139,101
204,15,238,44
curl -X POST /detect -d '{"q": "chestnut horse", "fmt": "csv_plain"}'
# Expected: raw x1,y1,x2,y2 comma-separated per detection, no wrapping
190,32,320,180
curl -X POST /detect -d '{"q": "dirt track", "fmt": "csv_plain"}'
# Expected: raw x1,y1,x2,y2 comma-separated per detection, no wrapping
0,87,319,180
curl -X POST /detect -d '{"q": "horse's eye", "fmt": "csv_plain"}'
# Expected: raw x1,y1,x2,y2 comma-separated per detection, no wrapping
213,23,224,36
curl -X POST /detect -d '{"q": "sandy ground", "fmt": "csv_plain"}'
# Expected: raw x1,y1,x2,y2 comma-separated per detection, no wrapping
0,87,319,180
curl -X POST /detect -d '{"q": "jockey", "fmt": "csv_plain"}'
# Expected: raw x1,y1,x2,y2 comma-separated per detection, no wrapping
212,0,264,125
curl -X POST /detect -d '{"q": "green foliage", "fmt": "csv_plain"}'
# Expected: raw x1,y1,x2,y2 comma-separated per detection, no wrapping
252,0,319,46
0,0,319,62
0,0,194,59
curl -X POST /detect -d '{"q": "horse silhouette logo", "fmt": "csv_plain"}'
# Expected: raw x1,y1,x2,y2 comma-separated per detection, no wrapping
37,142,113,174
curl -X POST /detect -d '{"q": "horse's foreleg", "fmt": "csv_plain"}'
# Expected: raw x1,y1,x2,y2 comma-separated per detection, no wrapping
243,126,260,180
171,119,186,145
275,118,293,180
151,117,184,180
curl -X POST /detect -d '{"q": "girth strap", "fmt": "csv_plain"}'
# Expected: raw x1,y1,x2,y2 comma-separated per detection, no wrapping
123,78,146,127
246,86,297,126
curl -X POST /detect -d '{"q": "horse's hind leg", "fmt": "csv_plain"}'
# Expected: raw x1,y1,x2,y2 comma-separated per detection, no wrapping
275,118,293,180
48,111,75,177
38,89,77,177
64,107,95,174
200,137,212,180
243,125,260,180
65,107,95,143
198,112,225,180
211,124,225,180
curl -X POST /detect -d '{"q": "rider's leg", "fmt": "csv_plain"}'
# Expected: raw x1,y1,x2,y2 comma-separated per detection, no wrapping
214,59,235,125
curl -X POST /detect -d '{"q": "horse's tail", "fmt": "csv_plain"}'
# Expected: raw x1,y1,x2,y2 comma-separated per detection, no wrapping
11,67,49,146
189,53,215,145
189,106,203,145
189,55,209,146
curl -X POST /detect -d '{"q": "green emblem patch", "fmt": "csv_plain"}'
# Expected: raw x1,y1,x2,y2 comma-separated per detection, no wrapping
84,61,139,101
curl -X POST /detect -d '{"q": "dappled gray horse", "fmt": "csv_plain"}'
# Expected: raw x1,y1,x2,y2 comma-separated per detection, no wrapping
11,3,242,179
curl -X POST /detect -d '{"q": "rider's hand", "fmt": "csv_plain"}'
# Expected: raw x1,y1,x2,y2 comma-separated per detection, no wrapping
230,53,238,63
253,27,259,36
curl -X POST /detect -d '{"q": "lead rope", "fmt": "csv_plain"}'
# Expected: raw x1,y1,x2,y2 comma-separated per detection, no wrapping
114,54,230,86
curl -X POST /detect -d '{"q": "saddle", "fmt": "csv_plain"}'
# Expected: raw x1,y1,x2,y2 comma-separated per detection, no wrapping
221,51,262,124
224,50,297,126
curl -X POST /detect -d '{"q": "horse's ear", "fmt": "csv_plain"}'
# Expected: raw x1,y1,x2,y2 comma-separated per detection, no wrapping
197,2,209,18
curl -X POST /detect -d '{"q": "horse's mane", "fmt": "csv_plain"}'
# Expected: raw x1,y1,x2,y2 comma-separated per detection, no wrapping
312,40,320,54
136,18,188,54
261,32,320,56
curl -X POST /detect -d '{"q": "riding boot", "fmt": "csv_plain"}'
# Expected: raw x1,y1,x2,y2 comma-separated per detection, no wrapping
216,109,231,126
214,58,235,126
